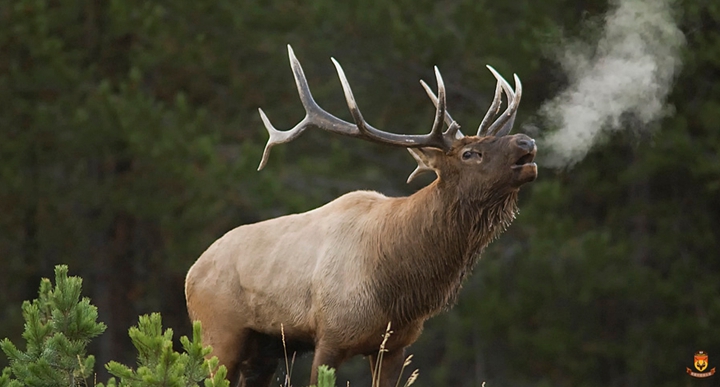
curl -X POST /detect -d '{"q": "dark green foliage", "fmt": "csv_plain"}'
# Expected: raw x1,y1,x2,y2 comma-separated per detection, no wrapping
100,314,228,387
0,369,14,387
311,365,337,387
0,265,105,386
1,266,229,387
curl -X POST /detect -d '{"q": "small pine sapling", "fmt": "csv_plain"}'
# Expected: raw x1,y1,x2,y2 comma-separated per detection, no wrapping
1,265,228,387
0,265,106,386
311,365,336,387
100,313,229,387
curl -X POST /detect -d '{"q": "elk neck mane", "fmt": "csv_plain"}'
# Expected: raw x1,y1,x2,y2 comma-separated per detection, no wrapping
366,177,519,327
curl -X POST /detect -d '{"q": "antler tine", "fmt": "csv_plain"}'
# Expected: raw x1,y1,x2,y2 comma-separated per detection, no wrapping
484,65,522,137
419,80,453,126
477,80,503,136
493,74,523,137
331,57,372,136
258,45,361,170
406,148,435,184
419,79,464,139
257,108,305,170
429,67,448,142
256,46,311,170
288,45,316,113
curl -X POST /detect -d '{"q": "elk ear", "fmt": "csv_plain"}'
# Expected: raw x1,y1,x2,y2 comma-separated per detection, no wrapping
406,147,445,184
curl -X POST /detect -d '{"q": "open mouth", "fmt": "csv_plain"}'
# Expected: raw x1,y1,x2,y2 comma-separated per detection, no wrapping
511,149,537,170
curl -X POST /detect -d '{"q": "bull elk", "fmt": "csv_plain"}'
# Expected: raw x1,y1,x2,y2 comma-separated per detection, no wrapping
185,45,537,387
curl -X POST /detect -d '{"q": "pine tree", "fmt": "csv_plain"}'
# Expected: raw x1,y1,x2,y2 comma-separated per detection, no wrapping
0,265,105,386
99,314,228,387
312,365,336,387
0,266,229,387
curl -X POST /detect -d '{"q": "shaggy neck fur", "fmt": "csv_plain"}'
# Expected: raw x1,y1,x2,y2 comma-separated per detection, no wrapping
369,177,519,327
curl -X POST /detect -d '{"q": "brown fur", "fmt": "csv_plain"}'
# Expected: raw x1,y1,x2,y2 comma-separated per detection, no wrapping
185,134,536,387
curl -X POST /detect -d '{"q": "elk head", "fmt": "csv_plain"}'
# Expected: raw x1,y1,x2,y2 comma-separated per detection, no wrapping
257,45,537,196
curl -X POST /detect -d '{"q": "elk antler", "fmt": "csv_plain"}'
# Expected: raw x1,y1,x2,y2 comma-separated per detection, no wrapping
479,66,522,137
405,67,521,183
257,45,461,171
419,66,522,138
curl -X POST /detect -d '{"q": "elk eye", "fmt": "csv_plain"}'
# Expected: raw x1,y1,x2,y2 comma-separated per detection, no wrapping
462,151,481,160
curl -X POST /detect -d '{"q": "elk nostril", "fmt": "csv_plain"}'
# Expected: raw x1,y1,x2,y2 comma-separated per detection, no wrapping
516,138,535,152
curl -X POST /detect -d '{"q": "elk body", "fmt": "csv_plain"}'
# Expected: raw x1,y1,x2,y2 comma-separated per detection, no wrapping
185,46,538,387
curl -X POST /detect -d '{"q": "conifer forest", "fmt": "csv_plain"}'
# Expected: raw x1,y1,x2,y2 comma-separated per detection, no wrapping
1,0,719,386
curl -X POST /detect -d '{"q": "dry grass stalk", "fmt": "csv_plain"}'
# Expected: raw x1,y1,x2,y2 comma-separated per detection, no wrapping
281,324,295,387
371,322,393,387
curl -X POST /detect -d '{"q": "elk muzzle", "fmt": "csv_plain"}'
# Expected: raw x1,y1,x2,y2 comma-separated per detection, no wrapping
510,134,538,186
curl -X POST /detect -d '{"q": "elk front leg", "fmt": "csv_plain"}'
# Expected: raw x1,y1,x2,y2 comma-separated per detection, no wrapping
201,327,248,387
368,348,407,387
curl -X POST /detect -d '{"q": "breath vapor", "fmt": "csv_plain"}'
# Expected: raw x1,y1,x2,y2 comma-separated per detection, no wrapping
538,0,685,168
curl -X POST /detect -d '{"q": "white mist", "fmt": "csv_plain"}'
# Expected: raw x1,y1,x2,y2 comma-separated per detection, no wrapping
538,0,685,168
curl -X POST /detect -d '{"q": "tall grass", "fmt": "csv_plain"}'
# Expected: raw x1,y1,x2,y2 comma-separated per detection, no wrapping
280,322,419,387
